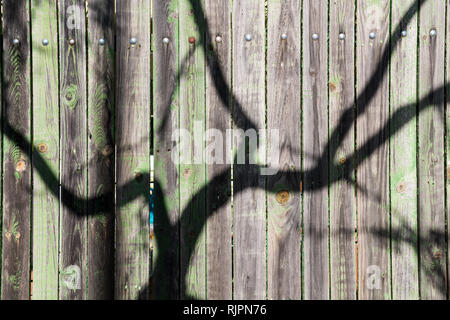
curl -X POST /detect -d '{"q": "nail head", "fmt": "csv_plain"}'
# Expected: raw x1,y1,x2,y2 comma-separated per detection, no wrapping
312,33,319,40
245,34,252,41
42,39,49,46
69,39,75,45
281,33,288,40
430,29,437,37
188,36,196,44
130,37,137,45
369,32,376,39
339,33,345,40
162,37,170,44
12,38,19,45
215,35,222,43
98,38,106,45
401,30,407,37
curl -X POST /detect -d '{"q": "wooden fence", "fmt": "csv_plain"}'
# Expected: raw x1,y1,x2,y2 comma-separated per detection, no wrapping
0,0,449,300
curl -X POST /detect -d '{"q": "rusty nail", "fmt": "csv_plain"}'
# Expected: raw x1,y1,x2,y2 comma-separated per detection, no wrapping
188,36,196,44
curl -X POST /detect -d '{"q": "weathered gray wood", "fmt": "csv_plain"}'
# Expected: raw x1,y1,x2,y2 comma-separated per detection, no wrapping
390,0,419,300
232,0,266,300
302,0,329,300
58,0,87,300
31,0,59,299
267,0,301,300
418,0,446,300
329,0,356,300
1,0,31,300
87,0,115,299
205,0,232,300
179,0,206,299
115,0,151,300
152,0,180,300
356,0,391,300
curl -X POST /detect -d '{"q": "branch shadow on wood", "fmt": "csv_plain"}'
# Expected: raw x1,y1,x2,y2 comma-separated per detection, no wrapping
1,0,447,299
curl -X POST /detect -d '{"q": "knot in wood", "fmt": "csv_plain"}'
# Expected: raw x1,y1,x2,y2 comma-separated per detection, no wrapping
276,190,290,205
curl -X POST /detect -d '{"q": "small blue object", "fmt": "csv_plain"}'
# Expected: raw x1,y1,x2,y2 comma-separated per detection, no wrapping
149,188,154,225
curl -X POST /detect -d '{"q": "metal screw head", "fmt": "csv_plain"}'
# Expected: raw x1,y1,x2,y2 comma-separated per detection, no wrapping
69,39,75,45
429,29,437,37
12,38,19,45
130,37,137,45
369,32,376,39
281,33,288,40
401,30,407,37
215,35,222,43
245,34,252,41
98,38,106,46
312,33,319,40
339,33,345,40
162,37,170,44
42,39,49,46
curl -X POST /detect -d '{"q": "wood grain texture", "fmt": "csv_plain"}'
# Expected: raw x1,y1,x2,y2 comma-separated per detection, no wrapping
152,0,180,300
58,0,87,300
1,0,31,300
302,0,329,300
31,0,59,300
418,0,446,300
87,0,115,300
267,0,301,300
356,0,391,300
232,0,266,300
205,0,232,300
390,0,419,300
329,0,356,300
115,0,151,300
179,0,206,300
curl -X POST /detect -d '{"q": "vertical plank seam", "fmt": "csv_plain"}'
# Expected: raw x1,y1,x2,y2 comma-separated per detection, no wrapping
416,0,421,300
353,0,358,300
28,0,33,300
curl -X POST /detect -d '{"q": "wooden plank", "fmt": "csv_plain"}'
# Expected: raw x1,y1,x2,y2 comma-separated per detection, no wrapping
205,0,232,300
232,0,266,300
329,0,356,300
266,0,301,300
179,0,206,300
31,0,59,300
356,0,391,300
418,0,446,300
390,0,419,300
115,0,151,300
87,0,115,300
302,0,329,300
152,0,180,300
1,0,31,300
58,0,87,300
